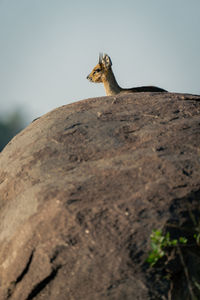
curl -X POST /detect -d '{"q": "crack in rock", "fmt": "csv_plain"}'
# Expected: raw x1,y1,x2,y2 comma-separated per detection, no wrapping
15,249,35,284
25,265,61,300
6,249,35,299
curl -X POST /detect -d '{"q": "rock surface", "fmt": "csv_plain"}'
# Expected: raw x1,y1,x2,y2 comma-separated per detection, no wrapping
0,92,200,300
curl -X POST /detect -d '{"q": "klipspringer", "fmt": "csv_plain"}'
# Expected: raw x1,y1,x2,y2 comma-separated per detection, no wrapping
87,53,167,96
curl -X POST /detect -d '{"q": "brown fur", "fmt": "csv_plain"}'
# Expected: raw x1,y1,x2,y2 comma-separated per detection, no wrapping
87,54,167,96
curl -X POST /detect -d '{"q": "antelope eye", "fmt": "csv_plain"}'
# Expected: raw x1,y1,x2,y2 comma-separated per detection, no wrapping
93,68,101,75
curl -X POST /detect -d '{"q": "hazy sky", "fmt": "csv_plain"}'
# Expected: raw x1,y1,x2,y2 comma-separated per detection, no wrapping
0,0,200,121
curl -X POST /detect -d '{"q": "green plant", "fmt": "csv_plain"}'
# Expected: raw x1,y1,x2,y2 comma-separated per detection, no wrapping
188,210,200,246
147,229,187,267
194,233,200,246
147,213,200,299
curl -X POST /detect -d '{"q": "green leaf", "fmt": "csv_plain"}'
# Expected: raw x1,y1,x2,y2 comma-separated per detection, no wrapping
170,239,178,246
179,237,187,244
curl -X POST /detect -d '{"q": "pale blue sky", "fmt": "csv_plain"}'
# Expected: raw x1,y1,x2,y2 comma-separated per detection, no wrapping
0,0,200,121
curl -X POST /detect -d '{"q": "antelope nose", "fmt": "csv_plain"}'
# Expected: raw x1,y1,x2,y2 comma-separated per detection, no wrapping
86,75,90,80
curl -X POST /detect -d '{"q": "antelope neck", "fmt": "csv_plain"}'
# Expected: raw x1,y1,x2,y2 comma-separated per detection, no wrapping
102,68,122,96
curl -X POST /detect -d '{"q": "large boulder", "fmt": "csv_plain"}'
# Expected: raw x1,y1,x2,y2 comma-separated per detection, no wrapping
0,92,200,300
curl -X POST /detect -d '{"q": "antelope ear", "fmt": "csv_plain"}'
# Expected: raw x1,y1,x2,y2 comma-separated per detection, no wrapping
102,54,112,69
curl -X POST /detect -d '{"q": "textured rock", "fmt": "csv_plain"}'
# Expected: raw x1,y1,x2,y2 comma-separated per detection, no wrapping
0,92,200,299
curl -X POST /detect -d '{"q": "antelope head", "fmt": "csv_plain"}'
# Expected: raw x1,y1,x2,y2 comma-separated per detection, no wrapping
87,53,112,83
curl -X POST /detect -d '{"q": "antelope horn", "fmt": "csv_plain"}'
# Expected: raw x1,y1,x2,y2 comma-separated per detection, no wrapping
99,52,103,64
